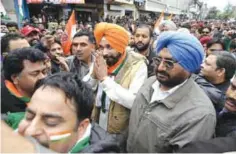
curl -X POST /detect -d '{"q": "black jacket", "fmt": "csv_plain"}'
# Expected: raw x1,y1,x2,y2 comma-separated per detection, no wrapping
1,79,27,113
214,80,231,94
216,112,236,137
51,60,61,74
81,123,120,153
191,74,225,113
146,47,156,77
134,47,156,77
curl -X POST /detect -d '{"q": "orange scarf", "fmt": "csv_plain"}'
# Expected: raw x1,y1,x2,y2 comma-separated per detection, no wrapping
5,80,30,103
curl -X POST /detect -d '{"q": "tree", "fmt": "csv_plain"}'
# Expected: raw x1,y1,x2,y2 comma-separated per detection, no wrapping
219,3,235,20
205,7,221,19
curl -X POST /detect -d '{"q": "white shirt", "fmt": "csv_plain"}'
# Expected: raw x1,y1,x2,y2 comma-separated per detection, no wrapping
150,79,188,104
88,63,147,130
82,61,94,82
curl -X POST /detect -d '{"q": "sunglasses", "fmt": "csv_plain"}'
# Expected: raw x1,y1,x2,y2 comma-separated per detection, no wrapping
202,31,210,34
209,49,223,52
152,57,179,70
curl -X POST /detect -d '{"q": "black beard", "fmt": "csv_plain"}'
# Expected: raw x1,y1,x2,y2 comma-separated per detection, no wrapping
104,53,122,67
134,42,150,53
156,71,187,88
30,39,39,46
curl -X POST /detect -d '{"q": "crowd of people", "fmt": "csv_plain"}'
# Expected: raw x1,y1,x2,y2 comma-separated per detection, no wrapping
1,13,236,153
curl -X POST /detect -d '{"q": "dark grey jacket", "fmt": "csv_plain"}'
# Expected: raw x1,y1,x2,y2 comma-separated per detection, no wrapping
177,137,236,153
191,74,225,113
81,123,120,153
127,77,216,153
66,56,91,79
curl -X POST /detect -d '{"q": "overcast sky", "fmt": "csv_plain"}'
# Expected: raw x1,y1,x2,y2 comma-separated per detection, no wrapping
203,0,236,11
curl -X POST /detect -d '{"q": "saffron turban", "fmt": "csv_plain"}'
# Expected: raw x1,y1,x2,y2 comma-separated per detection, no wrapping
156,31,204,73
94,22,129,53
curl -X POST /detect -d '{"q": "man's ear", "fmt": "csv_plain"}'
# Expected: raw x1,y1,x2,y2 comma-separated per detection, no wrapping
77,118,90,140
11,74,19,85
217,68,225,77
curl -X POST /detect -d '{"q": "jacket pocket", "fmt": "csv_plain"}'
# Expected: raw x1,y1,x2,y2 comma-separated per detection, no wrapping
108,112,130,134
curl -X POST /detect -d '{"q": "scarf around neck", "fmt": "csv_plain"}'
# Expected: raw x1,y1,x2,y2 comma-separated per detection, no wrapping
107,51,127,75
5,80,30,103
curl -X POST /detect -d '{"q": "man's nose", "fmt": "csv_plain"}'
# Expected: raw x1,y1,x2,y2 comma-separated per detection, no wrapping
38,72,47,80
157,60,167,71
102,48,109,56
24,119,43,137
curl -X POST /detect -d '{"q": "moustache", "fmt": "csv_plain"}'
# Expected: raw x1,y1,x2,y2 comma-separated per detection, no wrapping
103,55,115,59
157,70,169,77
136,42,144,46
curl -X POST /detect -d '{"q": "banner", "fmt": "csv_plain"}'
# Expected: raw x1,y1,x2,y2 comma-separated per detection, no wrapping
27,0,85,4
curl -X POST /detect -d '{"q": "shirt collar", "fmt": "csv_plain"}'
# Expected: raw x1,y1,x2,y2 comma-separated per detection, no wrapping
152,79,187,95
151,79,188,107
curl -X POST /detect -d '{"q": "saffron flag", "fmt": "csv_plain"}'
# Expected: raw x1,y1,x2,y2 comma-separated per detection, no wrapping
62,10,76,55
168,13,173,21
154,11,164,29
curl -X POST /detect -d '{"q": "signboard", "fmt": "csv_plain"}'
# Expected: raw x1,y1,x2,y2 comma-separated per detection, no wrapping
27,0,85,4
113,0,133,5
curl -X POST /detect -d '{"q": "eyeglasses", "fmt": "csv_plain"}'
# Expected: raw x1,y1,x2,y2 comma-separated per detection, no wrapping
209,49,223,52
152,57,179,70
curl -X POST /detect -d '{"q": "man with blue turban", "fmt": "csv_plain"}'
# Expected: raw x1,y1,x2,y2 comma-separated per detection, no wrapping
127,31,216,153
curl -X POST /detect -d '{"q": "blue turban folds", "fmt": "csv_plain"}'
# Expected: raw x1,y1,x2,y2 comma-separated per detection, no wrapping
156,31,204,73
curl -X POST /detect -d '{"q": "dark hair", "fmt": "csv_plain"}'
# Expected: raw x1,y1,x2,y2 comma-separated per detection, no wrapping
35,72,94,121
52,39,62,46
134,24,153,37
199,26,212,34
181,23,191,30
212,51,236,81
73,30,95,44
6,22,18,29
207,38,226,50
1,33,25,55
49,39,62,50
3,47,47,82
1,22,6,26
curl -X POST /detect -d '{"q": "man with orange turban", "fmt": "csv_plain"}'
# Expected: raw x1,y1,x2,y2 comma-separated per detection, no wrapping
90,22,147,137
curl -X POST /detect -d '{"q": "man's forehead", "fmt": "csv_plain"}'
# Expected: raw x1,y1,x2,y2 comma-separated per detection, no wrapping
99,37,109,46
158,48,173,59
30,86,76,113
136,27,150,34
73,36,89,43
206,55,217,63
